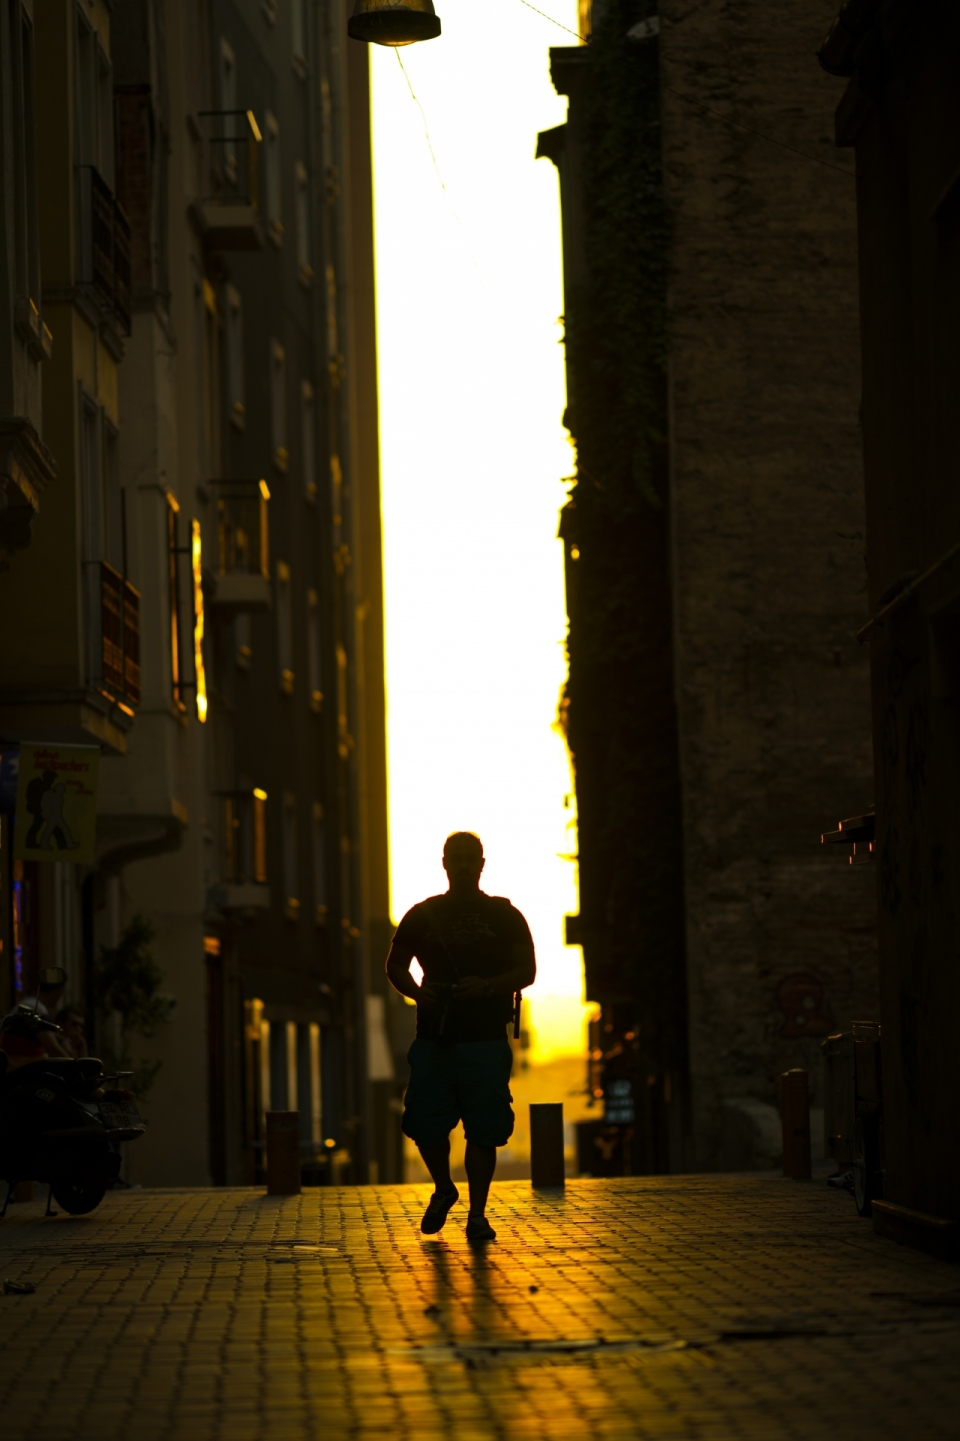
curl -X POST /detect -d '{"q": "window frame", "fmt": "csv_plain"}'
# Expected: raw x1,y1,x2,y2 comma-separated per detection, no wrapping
276,560,294,694
264,109,282,245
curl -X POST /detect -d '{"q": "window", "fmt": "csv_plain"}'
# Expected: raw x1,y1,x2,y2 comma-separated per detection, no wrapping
311,802,327,925
330,453,342,550
336,643,351,758
11,3,40,324
203,279,221,477
191,519,208,724
276,560,293,693
270,339,287,472
283,792,299,921
294,162,311,283
166,493,185,711
101,416,121,572
219,38,237,181
225,285,245,429
308,1023,321,1144
307,588,322,712
264,111,282,244
80,392,102,683
253,788,268,883
234,613,251,671
301,381,316,501
292,0,307,71
76,8,113,179
324,263,339,383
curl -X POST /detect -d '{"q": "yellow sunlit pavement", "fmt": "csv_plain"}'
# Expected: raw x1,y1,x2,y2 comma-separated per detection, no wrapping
1,1179,957,1439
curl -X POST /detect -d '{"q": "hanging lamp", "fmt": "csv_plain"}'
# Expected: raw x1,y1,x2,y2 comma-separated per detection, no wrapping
347,0,441,46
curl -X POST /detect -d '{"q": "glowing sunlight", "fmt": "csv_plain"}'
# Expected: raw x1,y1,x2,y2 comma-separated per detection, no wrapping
370,0,588,1061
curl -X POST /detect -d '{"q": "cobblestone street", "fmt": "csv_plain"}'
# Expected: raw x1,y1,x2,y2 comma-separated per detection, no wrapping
0,1176,956,1440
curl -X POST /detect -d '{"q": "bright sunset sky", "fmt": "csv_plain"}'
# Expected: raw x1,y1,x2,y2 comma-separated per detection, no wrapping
369,0,588,1059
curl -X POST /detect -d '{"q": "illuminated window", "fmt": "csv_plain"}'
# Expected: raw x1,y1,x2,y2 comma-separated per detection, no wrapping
166,493,185,711
264,111,282,245
330,453,342,546
225,285,245,429
270,339,287,472
295,162,312,284
283,792,299,921
191,519,208,723
311,801,327,925
253,788,268,883
301,381,316,501
309,1023,321,1143
307,588,322,713
276,560,293,693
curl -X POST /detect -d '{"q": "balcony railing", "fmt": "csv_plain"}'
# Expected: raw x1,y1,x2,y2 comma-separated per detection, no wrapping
208,480,271,614
78,166,132,334
100,562,141,707
192,111,263,251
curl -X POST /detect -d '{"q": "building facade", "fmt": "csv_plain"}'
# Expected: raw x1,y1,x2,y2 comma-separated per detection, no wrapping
0,0,398,1187
542,0,878,1171
820,0,960,1234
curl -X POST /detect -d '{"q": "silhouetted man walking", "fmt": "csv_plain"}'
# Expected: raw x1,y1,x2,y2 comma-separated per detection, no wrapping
386,832,536,1242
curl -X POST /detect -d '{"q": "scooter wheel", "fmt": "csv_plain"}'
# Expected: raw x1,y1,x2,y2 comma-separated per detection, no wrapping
51,1179,107,1215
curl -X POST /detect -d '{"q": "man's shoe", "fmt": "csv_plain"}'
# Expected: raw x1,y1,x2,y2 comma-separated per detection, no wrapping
420,1185,459,1234
465,1213,497,1243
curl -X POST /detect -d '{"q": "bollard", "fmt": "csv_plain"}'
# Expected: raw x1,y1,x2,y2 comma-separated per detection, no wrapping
781,1069,812,1180
530,1103,565,1188
266,1110,301,1195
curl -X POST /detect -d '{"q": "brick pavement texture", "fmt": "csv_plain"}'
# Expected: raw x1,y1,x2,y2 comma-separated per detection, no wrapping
0,1176,957,1441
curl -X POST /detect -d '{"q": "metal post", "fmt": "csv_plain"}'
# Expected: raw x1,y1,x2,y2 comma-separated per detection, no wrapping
266,1110,301,1195
530,1103,565,1188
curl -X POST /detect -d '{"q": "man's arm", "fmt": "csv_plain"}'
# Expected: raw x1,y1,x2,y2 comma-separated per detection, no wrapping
385,942,421,1001
453,941,536,1000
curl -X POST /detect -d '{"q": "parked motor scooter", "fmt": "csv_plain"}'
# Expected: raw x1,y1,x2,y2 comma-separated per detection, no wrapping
0,967,145,1216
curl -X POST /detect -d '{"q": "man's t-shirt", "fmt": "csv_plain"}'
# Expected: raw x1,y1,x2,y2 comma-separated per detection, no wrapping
392,892,534,1042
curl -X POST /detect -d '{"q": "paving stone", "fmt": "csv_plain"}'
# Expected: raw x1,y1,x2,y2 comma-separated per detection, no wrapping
0,1176,957,1437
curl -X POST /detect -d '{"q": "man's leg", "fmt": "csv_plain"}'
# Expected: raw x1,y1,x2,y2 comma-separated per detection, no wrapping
417,1138,455,1195
464,1140,496,1217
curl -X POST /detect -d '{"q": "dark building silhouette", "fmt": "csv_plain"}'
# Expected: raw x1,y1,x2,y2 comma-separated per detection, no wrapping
820,0,960,1240
541,0,878,1171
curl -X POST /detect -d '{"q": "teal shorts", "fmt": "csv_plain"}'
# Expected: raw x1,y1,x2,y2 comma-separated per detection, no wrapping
401,1037,515,1149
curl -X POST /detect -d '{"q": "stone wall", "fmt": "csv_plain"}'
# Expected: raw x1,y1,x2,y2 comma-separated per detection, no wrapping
659,0,878,1166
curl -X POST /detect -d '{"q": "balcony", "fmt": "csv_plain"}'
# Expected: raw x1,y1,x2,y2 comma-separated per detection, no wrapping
208,480,271,615
78,166,131,334
191,111,264,251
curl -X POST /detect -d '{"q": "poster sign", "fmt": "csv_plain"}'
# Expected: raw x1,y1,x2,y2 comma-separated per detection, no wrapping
13,744,100,864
